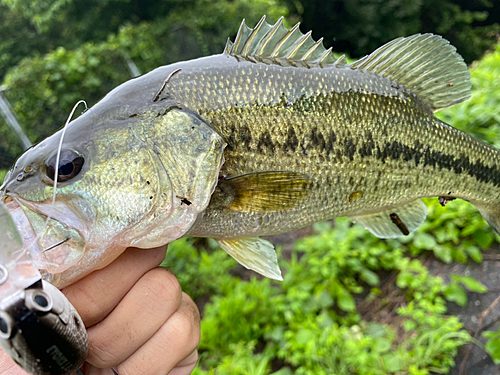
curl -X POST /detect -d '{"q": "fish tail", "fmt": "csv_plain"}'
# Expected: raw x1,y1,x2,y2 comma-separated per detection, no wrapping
476,204,500,235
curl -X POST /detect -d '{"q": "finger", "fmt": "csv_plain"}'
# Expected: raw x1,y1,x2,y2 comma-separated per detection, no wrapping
80,364,115,375
62,245,167,326
0,348,30,375
116,292,201,375
168,350,199,375
86,268,182,368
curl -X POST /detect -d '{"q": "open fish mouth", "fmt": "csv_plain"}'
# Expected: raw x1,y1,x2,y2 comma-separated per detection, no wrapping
3,198,39,257
3,197,87,275
0,198,41,302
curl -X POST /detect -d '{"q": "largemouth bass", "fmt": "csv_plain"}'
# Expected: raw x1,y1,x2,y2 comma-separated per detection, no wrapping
0,16,495,286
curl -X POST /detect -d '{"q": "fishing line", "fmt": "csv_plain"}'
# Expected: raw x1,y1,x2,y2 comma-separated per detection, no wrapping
8,100,88,273
32,100,88,270
52,100,88,205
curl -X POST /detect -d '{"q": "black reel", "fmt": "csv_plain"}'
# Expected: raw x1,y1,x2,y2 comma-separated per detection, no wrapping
0,279,88,375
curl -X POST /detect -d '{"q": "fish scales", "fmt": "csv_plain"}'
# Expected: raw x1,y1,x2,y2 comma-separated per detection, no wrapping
2,16,500,284
154,62,499,238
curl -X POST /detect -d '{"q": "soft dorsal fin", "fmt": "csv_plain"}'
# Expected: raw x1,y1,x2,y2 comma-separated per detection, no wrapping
224,16,345,68
348,34,472,112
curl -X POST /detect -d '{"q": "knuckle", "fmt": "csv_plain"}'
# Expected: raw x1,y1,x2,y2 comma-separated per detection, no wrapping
137,268,182,314
181,293,201,330
88,335,119,367
175,295,201,347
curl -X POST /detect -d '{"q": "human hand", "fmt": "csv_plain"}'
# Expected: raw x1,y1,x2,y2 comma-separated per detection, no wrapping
0,245,201,375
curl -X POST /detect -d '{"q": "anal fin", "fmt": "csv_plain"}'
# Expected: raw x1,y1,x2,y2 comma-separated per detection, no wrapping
350,199,427,238
215,237,283,280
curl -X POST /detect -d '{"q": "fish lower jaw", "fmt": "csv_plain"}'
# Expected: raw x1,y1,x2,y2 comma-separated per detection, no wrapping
7,198,88,277
4,198,41,261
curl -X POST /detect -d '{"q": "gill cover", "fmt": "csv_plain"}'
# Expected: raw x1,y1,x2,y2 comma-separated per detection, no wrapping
126,105,226,248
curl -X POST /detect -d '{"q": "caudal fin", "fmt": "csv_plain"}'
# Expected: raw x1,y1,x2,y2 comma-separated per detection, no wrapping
476,205,500,235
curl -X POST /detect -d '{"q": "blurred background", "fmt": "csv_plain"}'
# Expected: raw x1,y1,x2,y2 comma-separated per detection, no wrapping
1,1,500,374
0,0,499,173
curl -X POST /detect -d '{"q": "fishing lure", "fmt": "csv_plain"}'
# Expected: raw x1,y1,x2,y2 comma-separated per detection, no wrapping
0,201,87,375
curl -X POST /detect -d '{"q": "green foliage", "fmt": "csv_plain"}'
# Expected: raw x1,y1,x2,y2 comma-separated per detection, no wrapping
402,198,496,264
436,42,500,148
167,198,484,373
291,0,499,63
419,0,500,65
484,326,500,365
0,3,50,78
2,0,73,31
0,41,131,165
161,238,236,301
193,341,274,375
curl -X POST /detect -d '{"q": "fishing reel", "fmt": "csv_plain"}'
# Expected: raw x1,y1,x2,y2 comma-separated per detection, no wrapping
0,278,87,375
0,202,88,375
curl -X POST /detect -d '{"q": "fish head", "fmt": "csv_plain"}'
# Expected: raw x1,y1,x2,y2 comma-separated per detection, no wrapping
1,103,225,286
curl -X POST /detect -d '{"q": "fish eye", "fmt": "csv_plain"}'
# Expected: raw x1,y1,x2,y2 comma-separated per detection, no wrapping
45,150,84,183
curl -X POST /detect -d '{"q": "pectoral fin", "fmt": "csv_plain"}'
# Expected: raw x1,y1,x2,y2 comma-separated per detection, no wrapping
215,237,283,280
222,171,312,212
350,199,427,238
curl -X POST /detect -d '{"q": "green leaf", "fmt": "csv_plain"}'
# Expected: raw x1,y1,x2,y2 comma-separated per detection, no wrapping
472,229,494,249
455,275,488,293
404,320,417,332
383,353,404,372
444,283,467,306
271,367,294,375
313,221,332,233
413,232,438,249
296,329,315,344
433,245,452,263
360,268,380,286
337,288,356,312
315,290,334,308
451,246,468,263
484,335,500,365
466,246,483,263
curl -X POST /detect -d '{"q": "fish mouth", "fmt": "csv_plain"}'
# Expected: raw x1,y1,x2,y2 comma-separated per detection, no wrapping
3,196,87,275
3,198,40,257
0,198,42,302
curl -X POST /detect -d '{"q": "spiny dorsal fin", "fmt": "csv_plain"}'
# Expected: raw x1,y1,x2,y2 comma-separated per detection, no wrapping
224,16,344,68
348,34,472,112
